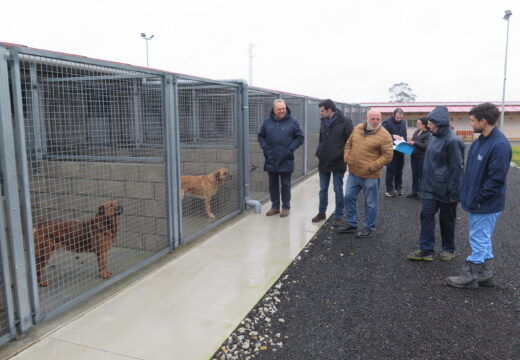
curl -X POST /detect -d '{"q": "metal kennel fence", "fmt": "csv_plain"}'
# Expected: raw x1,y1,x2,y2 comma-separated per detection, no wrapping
0,173,17,344
0,42,365,344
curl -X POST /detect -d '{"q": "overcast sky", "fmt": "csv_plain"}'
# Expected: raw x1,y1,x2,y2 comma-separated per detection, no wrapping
2,0,518,104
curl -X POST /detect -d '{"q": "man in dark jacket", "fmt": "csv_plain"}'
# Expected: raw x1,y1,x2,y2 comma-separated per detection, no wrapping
446,102,512,289
258,99,304,217
382,108,407,197
312,99,353,227
407,106,465,261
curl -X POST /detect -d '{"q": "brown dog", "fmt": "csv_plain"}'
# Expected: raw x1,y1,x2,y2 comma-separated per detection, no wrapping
181,168,231,218
33,200,123,287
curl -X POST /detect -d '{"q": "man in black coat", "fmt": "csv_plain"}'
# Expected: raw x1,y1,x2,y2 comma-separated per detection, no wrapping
382,108,407,197
312,99,353,227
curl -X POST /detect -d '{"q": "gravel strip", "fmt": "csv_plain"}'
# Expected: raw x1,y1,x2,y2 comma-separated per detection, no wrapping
212,164,520,360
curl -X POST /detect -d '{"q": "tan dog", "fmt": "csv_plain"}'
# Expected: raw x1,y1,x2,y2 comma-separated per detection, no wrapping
33,200,123,287
181,168,231,218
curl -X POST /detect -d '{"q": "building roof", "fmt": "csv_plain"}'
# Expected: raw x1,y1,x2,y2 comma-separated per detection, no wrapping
361,102,520,113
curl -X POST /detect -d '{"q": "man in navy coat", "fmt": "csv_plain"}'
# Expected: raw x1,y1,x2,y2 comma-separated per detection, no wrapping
446,103,512,289
382,108,407,197
258,99,304,217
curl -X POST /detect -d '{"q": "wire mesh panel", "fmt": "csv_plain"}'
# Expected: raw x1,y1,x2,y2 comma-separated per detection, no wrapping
15,53,170,316
306,99,321,172
177,78,240,241
248,89,280,201
283,95,306,181
351,105,365,125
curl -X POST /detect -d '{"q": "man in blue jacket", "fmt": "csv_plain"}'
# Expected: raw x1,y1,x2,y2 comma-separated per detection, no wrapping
382,108,407,197
312,99,353,227
446,103,512,288
407,106,465,261
258,99,304,217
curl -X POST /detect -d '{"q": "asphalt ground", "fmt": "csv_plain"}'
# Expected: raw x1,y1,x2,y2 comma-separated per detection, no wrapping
214,161,520,360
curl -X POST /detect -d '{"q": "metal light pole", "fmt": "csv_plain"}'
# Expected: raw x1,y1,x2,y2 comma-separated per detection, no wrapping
141,33,154,67
500,10,512,130
248,43,255,85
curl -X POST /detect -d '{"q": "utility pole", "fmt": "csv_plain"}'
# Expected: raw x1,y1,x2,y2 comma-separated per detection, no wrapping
248,43,255,85
500,10,512,130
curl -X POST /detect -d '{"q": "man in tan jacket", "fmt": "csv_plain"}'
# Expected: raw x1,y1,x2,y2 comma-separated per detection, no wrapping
337,109,393,238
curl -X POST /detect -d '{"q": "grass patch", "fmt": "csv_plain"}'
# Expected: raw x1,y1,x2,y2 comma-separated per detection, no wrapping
512,146,520,166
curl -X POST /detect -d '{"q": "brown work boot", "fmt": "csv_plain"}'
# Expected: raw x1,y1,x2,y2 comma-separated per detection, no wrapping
331,218,345,227
266,208,280,216
312,213,326,223
280,209,290,217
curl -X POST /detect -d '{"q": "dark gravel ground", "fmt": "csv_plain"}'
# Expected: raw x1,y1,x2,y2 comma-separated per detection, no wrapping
214,163,520,360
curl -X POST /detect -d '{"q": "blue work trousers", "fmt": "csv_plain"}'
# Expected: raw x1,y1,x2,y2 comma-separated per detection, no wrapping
466,212,500,264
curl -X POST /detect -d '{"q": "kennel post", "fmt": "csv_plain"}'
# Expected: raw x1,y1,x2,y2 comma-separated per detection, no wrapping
164,74,182,249
8,48,43,322
0,45,33,333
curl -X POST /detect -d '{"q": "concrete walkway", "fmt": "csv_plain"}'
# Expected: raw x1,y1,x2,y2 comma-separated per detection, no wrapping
8,173,331,360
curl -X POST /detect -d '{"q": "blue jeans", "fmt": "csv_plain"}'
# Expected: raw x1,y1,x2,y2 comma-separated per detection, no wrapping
467,212,500,264
410,156,424,195
419,198,457,254
268,172,291,210
319,170,345,218
385,151,404,192
344,174,380,230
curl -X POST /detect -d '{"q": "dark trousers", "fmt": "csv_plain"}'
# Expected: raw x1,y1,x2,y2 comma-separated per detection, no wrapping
268,172,292,210
410,156,424,195
385,151,404,192
419,198,457,254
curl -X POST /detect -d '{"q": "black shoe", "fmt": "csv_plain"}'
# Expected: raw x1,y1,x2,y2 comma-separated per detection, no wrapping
406,249,434,261
396,188,404,195
337,224,358,233
405,193,418,199
385,191,397,198
356,228,374,238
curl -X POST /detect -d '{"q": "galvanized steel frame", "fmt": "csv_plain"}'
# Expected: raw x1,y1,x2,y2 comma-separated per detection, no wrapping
0,42,367,343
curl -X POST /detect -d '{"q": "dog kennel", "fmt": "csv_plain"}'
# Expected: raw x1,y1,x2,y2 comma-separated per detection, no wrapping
0,42,365,344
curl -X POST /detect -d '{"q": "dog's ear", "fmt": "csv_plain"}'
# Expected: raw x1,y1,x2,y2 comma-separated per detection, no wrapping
97,204,106,215
215,171,221,181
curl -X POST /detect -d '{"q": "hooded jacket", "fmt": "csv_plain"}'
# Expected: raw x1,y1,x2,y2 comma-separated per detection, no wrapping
343,122,393,179
420,106,465,203
315,110,353,172
460,127,512,213
258,106,305,173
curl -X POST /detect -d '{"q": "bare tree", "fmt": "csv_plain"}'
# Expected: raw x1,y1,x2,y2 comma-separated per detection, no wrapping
389,82,417,102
